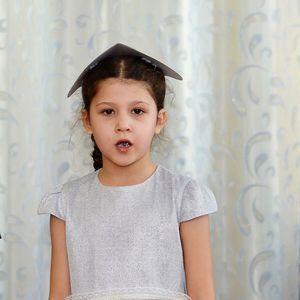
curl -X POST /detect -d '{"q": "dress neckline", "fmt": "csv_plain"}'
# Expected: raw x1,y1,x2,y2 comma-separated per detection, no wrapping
93,164,161,190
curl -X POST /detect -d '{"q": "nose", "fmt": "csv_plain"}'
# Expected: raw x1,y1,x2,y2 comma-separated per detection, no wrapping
115,112,131,132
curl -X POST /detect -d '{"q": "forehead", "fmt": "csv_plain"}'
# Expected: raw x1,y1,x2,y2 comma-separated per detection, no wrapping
92,78,155,104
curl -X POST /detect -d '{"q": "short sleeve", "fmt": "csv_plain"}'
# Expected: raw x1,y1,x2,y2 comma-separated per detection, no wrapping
179,179,218,222
37,184,66,221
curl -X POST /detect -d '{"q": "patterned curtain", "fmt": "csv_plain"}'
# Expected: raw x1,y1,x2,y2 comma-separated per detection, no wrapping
0,1,299,299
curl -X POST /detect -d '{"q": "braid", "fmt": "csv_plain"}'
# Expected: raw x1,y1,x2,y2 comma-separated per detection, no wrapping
91,134,103,170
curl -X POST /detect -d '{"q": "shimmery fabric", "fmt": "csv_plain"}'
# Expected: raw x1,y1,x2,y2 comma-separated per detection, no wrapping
37,164,217,300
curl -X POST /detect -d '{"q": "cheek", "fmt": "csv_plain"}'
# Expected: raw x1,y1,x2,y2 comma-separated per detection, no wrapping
90,114,109,130
91,122,113,143
137,123,156,141
93,133,113,153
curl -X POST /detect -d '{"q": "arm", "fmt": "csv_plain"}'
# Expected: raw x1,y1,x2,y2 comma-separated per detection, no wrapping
179,215,215,300
49,214,71,299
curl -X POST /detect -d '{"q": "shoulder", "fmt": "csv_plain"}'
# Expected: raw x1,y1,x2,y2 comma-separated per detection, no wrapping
38,170,97,220
157,164,192,189
159,165,213,191
62,169,97,193
157,165,218,222
43,169,96,203
158,164,212,197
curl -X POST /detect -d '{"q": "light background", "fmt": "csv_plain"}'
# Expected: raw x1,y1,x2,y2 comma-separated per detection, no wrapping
0,0,299,299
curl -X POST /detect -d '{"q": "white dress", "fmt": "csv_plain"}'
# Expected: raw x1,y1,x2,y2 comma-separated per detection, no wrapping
37,164,217,300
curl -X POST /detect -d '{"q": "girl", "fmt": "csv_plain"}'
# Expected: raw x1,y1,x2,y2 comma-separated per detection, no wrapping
38,43,218,300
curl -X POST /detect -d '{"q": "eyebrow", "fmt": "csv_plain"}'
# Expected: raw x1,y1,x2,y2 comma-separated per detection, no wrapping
96,101,150,106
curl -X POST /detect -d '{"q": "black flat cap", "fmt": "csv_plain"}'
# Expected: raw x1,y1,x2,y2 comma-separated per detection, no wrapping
67,43,183,97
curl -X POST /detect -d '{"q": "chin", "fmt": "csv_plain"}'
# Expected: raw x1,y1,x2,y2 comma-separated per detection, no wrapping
104,159,136,168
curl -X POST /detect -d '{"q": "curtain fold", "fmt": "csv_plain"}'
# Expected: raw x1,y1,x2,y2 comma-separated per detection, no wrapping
0,1,299,299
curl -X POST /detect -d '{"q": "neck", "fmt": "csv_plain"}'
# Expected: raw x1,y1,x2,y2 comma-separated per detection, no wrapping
99,158,157,187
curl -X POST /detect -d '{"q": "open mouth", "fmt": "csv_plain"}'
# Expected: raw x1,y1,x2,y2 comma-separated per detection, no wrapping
116,140,132,149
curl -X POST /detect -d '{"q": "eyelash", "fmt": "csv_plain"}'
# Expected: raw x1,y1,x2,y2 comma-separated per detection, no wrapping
100,108,145,115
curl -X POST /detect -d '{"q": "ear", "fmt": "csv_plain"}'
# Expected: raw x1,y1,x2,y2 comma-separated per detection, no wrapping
155,108,168,134
81,108,93,134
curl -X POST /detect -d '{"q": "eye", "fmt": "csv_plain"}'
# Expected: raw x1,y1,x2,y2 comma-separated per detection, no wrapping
101,109,114,115
132,108,145,115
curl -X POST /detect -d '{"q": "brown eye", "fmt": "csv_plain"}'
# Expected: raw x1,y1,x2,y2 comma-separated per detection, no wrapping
132,108,144,115
102,109,114,115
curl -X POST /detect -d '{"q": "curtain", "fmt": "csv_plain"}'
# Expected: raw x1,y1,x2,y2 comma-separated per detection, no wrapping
212,1,299,299
0,1,299,299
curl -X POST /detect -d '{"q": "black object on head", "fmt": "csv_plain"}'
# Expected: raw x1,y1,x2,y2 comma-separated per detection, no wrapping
67,43,182,97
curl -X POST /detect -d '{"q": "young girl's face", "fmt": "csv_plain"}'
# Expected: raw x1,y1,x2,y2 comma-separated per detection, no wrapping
81,78,167,169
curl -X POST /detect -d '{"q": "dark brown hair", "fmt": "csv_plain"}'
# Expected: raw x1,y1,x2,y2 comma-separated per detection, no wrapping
81,55,166,170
